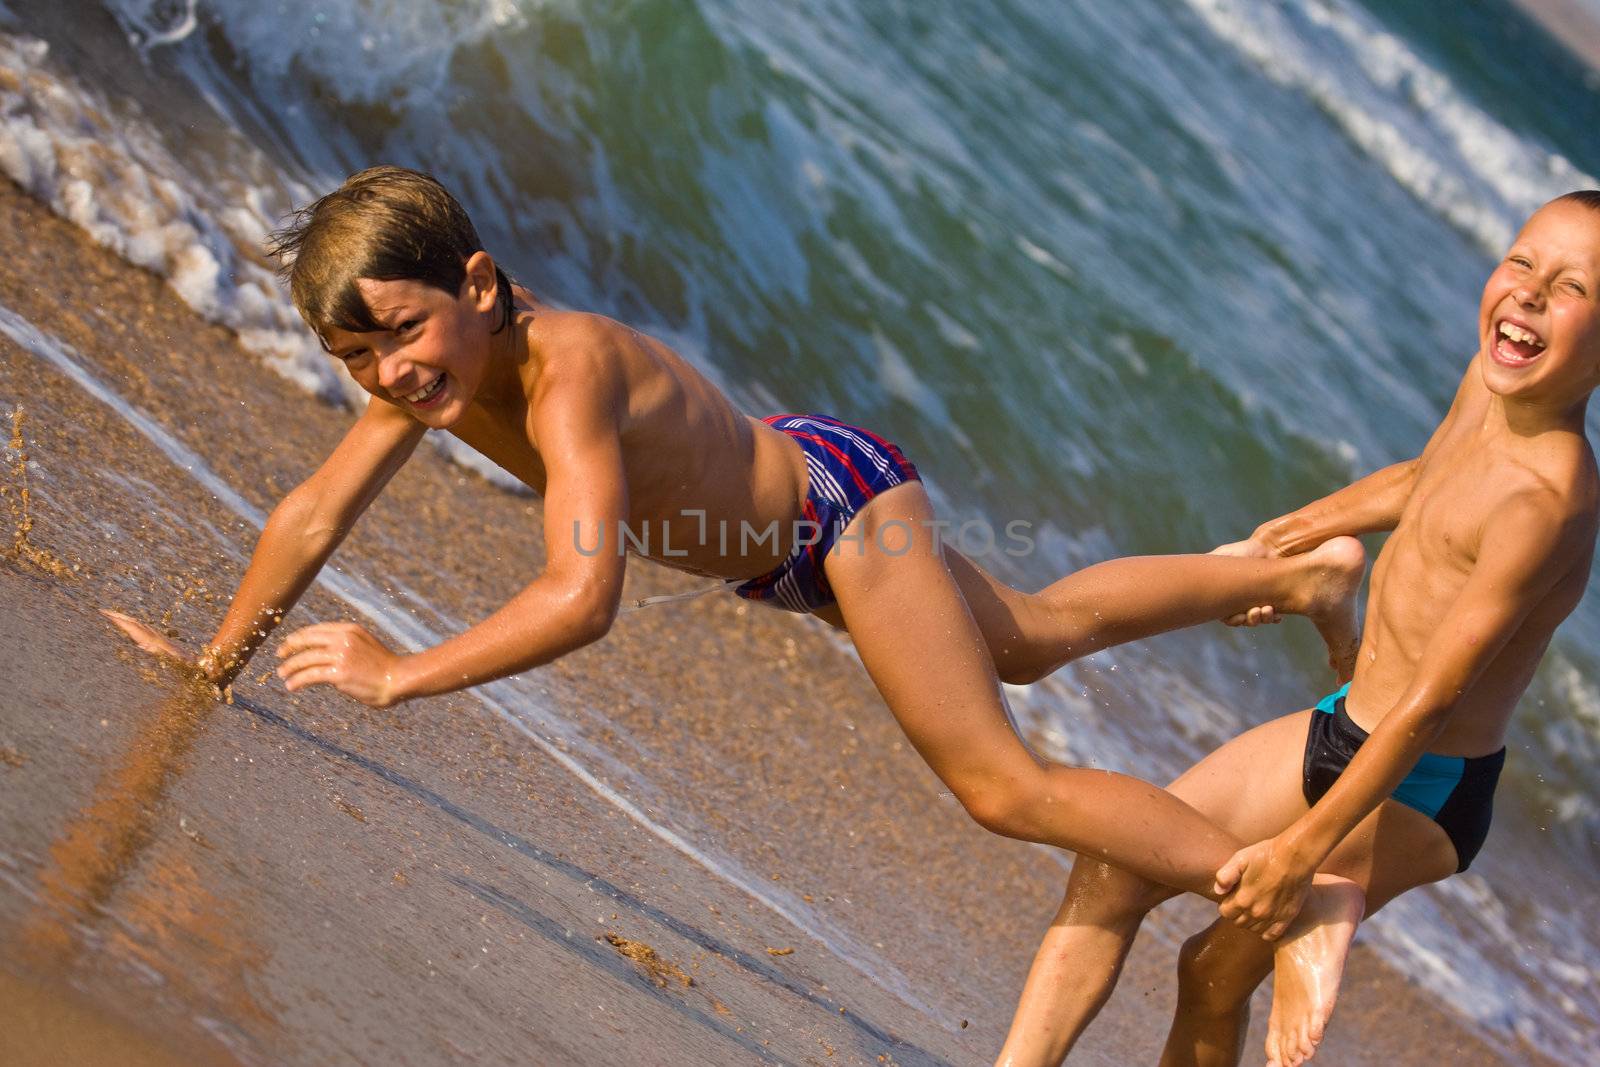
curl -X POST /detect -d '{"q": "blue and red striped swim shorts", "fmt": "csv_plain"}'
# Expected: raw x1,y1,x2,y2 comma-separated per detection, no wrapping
734,413,920,614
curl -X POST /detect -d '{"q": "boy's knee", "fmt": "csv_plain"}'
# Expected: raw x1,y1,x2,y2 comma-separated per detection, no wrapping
1175,932,1255,1015
1066,859,1170,924
1039,596,1100,651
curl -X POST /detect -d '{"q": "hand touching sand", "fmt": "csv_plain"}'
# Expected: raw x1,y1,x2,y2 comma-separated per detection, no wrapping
104,607,403,707
100,609,192,668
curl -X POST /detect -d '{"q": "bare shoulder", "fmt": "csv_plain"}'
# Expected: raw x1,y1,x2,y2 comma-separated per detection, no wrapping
526,310,637,360
522,310,632,393
1533,429,1599,519
1490,455,1598,566
513,312,635,436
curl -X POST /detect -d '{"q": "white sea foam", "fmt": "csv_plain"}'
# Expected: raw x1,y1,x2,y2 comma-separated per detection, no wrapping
108,0,529,104
0,30,337,398
1547,651,1600,767
1179,0,1596,254
0,28,530,492
1363,874,1600,1055
1361,889,1517,1028
873,329,973,451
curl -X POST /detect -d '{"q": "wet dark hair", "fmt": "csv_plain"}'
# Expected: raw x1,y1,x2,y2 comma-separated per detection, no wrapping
1553,189,1600,215
267,165,514,349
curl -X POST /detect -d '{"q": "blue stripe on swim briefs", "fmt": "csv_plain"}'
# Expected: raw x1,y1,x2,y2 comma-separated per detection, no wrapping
1313,682,1465,818
1314,682,1351,715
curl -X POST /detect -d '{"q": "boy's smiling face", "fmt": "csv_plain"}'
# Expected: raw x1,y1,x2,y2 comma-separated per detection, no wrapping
1478,198,1600,410
321,253,504,428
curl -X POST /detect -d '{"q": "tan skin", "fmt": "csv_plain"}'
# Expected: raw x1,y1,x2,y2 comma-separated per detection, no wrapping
996,198,1600,1067
107,247,1374,1006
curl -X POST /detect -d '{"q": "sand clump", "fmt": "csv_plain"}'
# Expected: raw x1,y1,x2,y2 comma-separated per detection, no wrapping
604,933,694,989
331,795,367,823
157,573,216,637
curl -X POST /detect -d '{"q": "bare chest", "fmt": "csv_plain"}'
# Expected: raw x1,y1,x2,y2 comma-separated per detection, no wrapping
448,413,549,494
1375,453,1502,617
1403,463,1491,569
441,403,738,530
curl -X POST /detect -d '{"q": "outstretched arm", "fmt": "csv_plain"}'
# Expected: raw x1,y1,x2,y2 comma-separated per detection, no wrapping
276,346,630,705
106,399,425,687
1215,489,1585,936
1230,357,1480,558
1239,458,1418,557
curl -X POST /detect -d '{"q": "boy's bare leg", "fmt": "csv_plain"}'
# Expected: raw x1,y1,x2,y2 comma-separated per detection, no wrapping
987,696,1448,1067
996,860,1176,1066
827,484,1232,892
995,709,1318,1066
825,482,1361,976
1163,803,1455,1067
945,538,1364,687
1165,930,1267,1067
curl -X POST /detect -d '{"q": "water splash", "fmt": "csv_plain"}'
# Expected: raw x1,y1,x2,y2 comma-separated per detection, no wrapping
1,405,75,579
107,0,197,51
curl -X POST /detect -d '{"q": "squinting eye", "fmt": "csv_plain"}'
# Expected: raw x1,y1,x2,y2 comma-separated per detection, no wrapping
1509,256,1532,268
397,319,419,333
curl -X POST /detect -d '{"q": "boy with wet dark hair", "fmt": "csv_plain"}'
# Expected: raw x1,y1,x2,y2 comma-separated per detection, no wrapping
996,192,1600,1067
108,165,1374,1033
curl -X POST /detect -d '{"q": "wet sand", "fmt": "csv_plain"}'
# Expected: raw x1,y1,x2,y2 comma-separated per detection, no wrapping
0,176,1555,1065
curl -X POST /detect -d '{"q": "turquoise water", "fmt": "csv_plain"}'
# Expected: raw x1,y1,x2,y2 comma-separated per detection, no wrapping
3,0,1598,1056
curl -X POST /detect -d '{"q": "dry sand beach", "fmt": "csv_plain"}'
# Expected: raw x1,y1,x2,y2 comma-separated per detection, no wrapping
0,176,1565,1066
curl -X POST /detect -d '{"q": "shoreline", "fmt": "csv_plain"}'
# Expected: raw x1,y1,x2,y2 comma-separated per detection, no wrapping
0,175,1557,1065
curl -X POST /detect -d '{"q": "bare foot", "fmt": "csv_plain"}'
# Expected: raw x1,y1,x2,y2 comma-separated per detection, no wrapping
1298,537,1365,683
1266,875,1364,1067
1212,535,1285,628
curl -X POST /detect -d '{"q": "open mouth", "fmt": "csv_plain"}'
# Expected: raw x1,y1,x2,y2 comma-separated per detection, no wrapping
1492,318,1546,367
404,373,447,407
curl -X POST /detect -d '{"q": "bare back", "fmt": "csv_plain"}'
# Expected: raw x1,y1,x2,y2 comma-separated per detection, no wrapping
1349,358,1598,754
445,293,809,581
